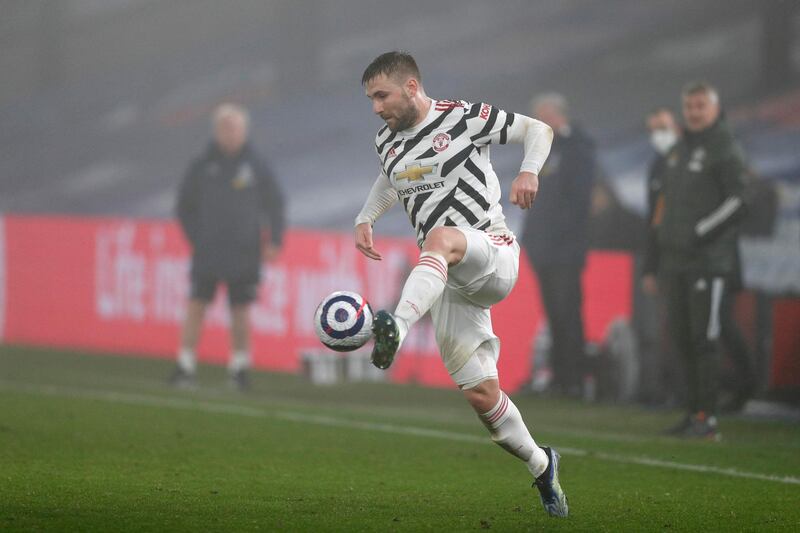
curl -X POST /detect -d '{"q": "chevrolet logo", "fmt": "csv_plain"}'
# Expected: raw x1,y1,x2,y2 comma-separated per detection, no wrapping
395,162,438,182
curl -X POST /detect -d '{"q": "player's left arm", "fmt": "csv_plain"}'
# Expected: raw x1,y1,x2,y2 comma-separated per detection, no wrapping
508,115,553,209
694,143,748,243
469,104,553,209
255,158,286,261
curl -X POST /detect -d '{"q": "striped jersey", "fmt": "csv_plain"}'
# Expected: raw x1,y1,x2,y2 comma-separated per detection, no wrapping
374,99,519,246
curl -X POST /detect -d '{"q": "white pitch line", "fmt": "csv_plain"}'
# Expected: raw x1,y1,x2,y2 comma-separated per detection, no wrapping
2,381,799,486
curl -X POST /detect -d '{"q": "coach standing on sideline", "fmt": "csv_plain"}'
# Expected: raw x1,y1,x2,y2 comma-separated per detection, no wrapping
654,83,747,439
169,103,285,390
520,93,596,398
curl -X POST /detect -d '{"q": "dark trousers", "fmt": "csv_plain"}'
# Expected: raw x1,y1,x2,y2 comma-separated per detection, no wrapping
719,290,755,395
535,263,586,391
634,283,680,406
661,270,725,415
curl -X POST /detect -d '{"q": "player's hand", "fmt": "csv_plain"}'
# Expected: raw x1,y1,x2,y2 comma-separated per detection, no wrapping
642,274,658,295
510,171,539,209
355,222,382,261
263,244,281,263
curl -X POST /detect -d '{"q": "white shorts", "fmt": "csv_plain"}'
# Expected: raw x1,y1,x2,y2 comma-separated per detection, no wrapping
430,227,520,377
451,340,499,389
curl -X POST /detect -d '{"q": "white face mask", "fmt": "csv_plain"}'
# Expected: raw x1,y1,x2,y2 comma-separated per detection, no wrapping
650,129,678,155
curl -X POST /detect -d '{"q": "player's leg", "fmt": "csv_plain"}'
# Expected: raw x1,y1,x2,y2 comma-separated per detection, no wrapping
371,226,466,369
452,340,568,518
718,288,755,411
227,279,259,390
394,226,467,336
171,273,215,385
228,304,251,387
662,271,699,435
536,264,585,396
684,274,724,439
423,228,518,372
555,263,587,396
181,299,209,352
178,299,209,371
436,233,567,517
457,346,549,476
534,266,567,390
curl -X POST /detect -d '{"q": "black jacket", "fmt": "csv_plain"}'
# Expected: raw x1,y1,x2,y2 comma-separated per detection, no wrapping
520,124,596,268
653,117,747,276
176,142,285,279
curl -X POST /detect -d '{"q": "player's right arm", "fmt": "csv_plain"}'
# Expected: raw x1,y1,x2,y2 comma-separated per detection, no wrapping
354,172,397,261
355,222,380,260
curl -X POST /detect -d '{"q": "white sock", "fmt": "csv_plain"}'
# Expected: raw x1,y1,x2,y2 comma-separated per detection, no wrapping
393,252,448,342
177,348,196,374
480,391,549,478
229,350,250,373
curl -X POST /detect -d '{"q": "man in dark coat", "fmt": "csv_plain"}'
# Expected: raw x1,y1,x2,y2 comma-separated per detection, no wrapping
521,93,596,397
170,103,285,389
649,83,748,439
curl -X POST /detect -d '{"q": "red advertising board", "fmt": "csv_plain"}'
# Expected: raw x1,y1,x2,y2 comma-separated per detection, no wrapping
0,215,632,392
771,298,800,389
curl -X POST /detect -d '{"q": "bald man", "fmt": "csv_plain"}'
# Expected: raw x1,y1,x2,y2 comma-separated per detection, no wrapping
170,103,285,390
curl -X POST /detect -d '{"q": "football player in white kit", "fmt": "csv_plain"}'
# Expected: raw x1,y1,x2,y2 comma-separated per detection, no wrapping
354,51,568,518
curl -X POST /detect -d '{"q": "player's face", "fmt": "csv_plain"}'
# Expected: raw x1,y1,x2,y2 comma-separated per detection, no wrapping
682,92,719,133
365,74,419,132
214,115,248,156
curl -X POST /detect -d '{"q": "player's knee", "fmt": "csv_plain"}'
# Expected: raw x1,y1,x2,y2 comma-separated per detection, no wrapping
422,227,463,263
422,227,452,252
462,378,500,412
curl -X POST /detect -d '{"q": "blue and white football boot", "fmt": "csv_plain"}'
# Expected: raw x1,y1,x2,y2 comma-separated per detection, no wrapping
534,447,569,518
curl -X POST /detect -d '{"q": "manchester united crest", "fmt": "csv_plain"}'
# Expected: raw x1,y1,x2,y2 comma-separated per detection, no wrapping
432,132,450,153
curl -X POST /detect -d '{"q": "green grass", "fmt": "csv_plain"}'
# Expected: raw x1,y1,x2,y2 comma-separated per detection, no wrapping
1,345,799,531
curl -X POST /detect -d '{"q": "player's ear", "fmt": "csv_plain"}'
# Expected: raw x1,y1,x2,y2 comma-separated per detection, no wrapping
404,77,419,97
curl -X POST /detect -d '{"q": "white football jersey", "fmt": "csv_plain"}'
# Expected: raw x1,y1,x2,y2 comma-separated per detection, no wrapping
374,99,518,246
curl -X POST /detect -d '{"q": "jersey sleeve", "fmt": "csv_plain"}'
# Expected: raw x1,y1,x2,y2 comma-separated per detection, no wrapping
466,102,518,146
465,102,553,175
355,172,398,227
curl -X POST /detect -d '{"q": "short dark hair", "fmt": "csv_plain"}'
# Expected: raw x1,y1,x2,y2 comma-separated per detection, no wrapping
361,51,421,86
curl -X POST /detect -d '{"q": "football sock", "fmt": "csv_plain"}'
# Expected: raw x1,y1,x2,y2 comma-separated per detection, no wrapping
480,391,549,478
177,348,196,374
228,350,250,373
393,252,448,342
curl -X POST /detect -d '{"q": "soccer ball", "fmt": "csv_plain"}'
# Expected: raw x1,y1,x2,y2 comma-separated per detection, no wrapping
314,291,374,352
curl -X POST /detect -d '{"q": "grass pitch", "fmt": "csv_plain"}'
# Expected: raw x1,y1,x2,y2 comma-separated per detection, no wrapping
1,345,799,531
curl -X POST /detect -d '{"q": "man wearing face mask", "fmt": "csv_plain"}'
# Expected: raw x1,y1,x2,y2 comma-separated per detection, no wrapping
642,108,680,295
647,83,748,440
640,108,681,407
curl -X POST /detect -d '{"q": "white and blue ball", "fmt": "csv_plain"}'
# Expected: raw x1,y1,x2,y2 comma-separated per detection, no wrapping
314,291,374,352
